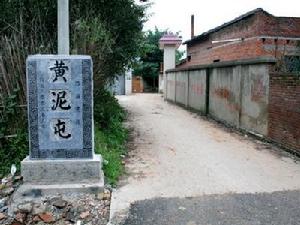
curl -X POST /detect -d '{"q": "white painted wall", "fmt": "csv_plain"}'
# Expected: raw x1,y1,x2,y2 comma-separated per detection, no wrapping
125,69,132,95
159,73,164,93
162,45,176,97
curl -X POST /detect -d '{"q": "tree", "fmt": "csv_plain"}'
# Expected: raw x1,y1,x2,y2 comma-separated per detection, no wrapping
133,28,163,79
0,0,148,175
0,0,147,85
133,28,184,91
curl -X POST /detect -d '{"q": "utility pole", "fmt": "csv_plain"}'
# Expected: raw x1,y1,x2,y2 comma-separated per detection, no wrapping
57,0,70,55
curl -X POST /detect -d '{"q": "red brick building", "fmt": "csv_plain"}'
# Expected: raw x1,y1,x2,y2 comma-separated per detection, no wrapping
179,8,300,68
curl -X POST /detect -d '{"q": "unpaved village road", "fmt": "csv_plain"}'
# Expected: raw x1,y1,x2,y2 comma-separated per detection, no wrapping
109,94,300,225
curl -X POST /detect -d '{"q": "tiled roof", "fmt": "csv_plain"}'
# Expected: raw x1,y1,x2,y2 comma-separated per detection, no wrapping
183,8,271,45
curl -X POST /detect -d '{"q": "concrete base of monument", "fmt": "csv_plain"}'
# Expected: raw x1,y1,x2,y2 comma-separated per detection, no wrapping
10,154,104,211
21,154,104,185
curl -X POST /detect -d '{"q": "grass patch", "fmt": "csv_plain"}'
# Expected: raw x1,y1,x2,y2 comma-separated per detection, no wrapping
95,126,127,186
94,89,128,186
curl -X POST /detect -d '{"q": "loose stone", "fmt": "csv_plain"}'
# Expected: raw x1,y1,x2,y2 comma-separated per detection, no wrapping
79,211,90,219
52,199,67,209
39,212,55,223
0,212,7,220
17,202,33,213
0,206,8,213
13,176,23,182
2,187,14,196
15,212,26,223
32,203,46,215
0,197,7,208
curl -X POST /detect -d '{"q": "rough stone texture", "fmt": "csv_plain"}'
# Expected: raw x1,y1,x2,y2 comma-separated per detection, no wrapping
26,55,93,159
16,55,104,213
268,72,300,152
0,191,111,224
21,155,103,185
52,199,67,209
17,203,32,213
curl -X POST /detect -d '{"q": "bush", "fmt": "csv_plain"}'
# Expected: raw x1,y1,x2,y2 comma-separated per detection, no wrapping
0,0,142,181
0,88,28,177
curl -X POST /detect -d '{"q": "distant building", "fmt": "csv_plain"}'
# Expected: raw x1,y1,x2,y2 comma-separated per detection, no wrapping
178,8,300,68
109,69,132,95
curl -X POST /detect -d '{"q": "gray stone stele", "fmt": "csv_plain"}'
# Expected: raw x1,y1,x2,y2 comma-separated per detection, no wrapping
15,55,103,205
26,55,94,159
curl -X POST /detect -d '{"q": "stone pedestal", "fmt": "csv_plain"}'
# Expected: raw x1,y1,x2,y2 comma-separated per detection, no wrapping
16,155,103,198
21,155,103,185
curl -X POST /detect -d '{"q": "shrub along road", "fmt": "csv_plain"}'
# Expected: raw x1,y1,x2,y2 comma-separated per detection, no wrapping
109,93,300,225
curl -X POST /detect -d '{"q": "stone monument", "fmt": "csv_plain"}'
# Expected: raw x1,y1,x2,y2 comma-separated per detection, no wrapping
19,55,103,195
14,0,103,198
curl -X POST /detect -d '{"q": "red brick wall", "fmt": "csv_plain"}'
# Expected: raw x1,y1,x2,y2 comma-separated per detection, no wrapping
268,72,300,152
179,11,300,68
185,39,264,66
179,38,300,68
257,12,300,37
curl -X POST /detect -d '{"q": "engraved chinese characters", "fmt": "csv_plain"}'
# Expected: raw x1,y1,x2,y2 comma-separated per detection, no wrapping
51,90,71,111
49,60,72,141
50,60,69,82
27,55,93,159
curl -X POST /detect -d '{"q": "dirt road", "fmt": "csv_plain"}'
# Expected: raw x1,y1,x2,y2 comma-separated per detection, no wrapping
109,94,300,224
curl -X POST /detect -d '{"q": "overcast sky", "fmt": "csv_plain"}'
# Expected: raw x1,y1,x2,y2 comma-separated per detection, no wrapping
137,0,300,51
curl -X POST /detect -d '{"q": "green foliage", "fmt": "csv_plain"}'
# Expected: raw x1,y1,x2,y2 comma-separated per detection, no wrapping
94,89,128,186
0,87,28,177
133,28,184,78
133,28,164,78
0,0,146,179
0,0,147,85
176,49,185,64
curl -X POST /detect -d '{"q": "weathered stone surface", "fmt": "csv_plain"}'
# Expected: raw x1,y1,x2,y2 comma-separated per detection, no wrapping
13,176,22,182
0,197,7,208
52,199,67,209
0,206,8,213
17,202,33,213
79,211,90,219
7,193,109,225
26,55,94,159
15,212,26,223
64,208,76,222
21,155,103,185
2,187,14,196
32,204,46,215
33,215,41,222
97,190,111,200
